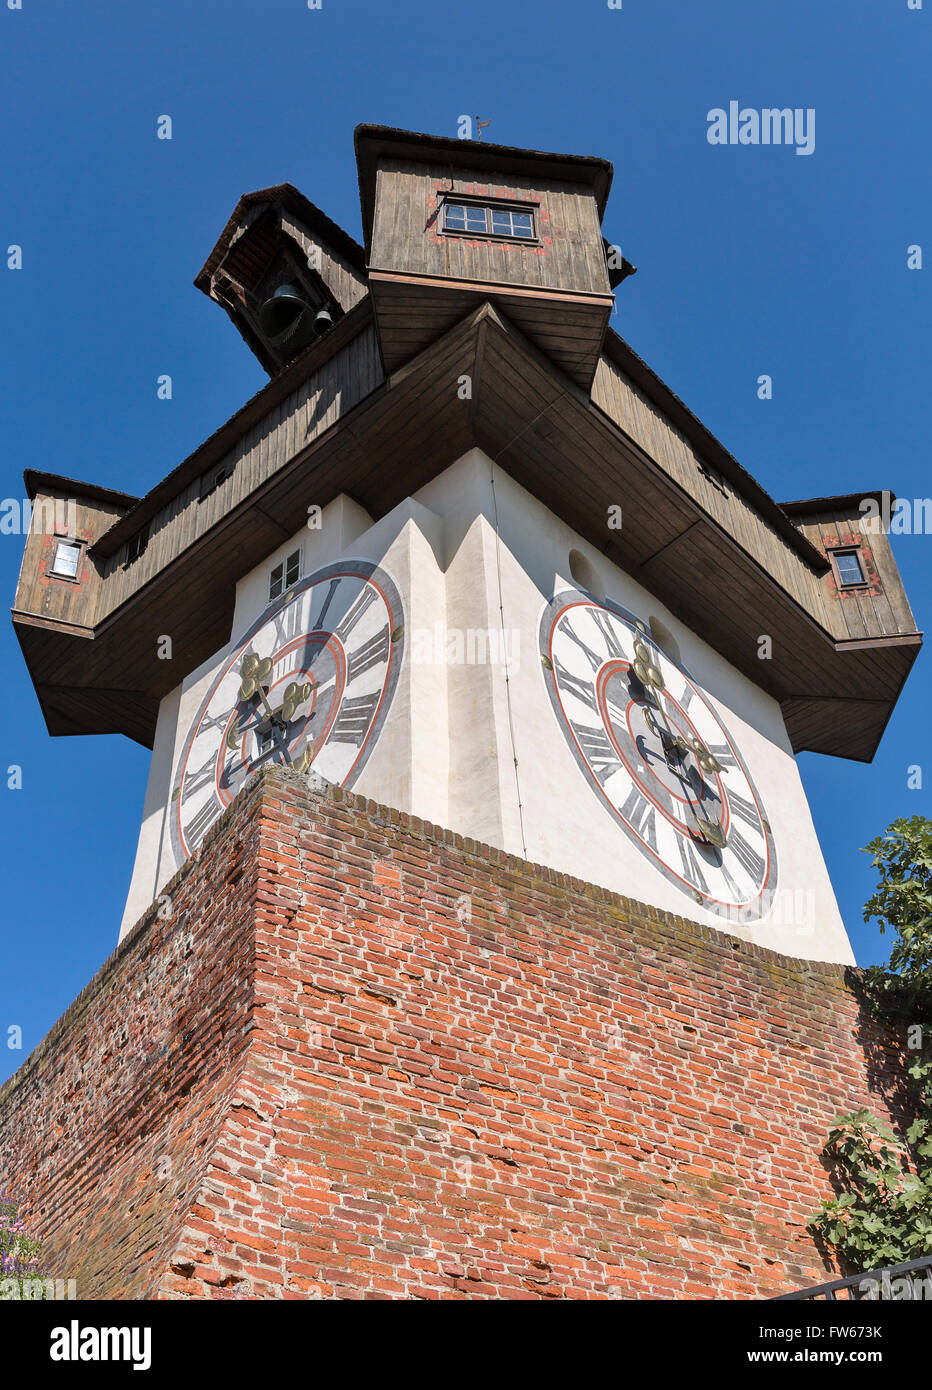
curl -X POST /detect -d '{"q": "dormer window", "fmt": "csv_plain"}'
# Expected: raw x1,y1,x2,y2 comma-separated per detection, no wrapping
126,527,149,565
199,461,234,500
441,199,536,242
830,548,867,588
50,539,82,580
269,547,301,602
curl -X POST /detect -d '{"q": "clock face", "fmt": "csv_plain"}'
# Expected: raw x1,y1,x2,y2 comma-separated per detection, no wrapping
540,589,777,921
170,559,404,862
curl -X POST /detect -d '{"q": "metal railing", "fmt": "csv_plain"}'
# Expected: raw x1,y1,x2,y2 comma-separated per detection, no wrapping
773,1255,932,1300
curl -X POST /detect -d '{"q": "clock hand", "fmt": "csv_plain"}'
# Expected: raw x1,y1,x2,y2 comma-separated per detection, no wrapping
641,701,726,848
229,652,315,755
631,636,727,777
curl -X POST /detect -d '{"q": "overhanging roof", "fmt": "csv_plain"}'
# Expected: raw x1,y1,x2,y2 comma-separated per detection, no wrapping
24,470,138,510
780,491,893,516
601,333,828,572
193,182,367,296
90,299,374,560
14,302,919,761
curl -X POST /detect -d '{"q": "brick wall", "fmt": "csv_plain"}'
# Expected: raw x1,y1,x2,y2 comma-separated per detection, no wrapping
0,766,908,1299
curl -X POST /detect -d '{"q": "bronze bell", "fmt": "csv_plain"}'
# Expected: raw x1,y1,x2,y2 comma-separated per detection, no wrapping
257,283,308,340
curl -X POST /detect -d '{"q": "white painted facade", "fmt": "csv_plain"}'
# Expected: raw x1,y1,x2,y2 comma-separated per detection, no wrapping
120,447,854,965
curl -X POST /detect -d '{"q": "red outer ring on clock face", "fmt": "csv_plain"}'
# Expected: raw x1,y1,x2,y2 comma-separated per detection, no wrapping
173,564,404,862
543,595,774,916
595,660,731,838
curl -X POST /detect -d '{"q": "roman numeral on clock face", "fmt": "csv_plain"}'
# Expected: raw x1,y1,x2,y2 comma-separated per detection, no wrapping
589,609,627,659
569,720,619,784
272,598,304,645
553,658,596,708
195,708,234,736
337,585,378,641
313,577,341,632
182,760,217,802
677,835,710,896
728,789,761,831
347,624,390,684
620,786,658,853
706,742,738,769
718,860,744,904
678,683,696,712
331,690,381,746
728,829,765,882
185,794,223,849
559,622,604,673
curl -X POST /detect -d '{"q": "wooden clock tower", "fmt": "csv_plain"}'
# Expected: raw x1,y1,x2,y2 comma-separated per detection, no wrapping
11,125,920,964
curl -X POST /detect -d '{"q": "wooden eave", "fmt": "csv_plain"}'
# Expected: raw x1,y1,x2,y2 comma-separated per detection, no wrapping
601,331,828,573
367,267,613,390
90,297,375,560
15,302,919,761
781,490,893,516
23,471,138,510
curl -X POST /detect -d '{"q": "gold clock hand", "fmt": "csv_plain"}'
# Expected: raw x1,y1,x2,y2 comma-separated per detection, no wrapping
290,742,315,774
641,695,725,848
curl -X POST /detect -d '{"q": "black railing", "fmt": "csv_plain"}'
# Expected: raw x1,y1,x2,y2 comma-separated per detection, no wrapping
773,1254,932,1300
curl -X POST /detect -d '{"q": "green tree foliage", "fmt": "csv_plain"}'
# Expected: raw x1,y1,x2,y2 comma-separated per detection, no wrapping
809,816,932,1270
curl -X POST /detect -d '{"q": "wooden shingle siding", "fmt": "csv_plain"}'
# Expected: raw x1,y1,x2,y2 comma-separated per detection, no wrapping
99,322,382,611
371,160,609,298
280,213,367,313
790,507,917,641
367,157,613,386
13,493,128,630
592,356,844,636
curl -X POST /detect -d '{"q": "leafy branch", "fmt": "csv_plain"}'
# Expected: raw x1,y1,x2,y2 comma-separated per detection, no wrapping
809,816,932,1271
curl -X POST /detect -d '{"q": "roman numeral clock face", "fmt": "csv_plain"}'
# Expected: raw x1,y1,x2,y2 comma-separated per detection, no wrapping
170,560,404,862
540,591,777,921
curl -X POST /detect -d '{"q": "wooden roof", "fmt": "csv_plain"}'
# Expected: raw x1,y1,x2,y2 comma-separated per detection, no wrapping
23,470,138,510
12,128,920,763
193,182,366,295
15,302,920,760
90,299,374,560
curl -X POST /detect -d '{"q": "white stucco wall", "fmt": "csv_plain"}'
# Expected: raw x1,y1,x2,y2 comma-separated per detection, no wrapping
119,448,853,965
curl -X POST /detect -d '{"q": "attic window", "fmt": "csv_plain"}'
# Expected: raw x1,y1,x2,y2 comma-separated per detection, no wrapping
200,462,234,501
830,548,867,588
126,527,149,564
269,547,301,602
697,460,729,497
441,199,536,242
50,539,81,580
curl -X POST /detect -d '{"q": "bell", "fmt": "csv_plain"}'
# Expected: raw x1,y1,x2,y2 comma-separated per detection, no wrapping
257,284,308,340
313,307,333,336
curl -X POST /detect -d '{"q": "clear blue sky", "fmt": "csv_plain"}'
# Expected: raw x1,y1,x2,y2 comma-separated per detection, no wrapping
1,0,929,1083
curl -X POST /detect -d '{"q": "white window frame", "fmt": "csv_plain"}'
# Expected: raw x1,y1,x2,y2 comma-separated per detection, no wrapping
440,196,538,244
268,545,303,603
50,539,82,580
255,725,277,758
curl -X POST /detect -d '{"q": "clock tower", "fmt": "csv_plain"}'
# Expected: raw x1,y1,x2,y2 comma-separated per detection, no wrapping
5,122,925,1304
12,125,921,965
